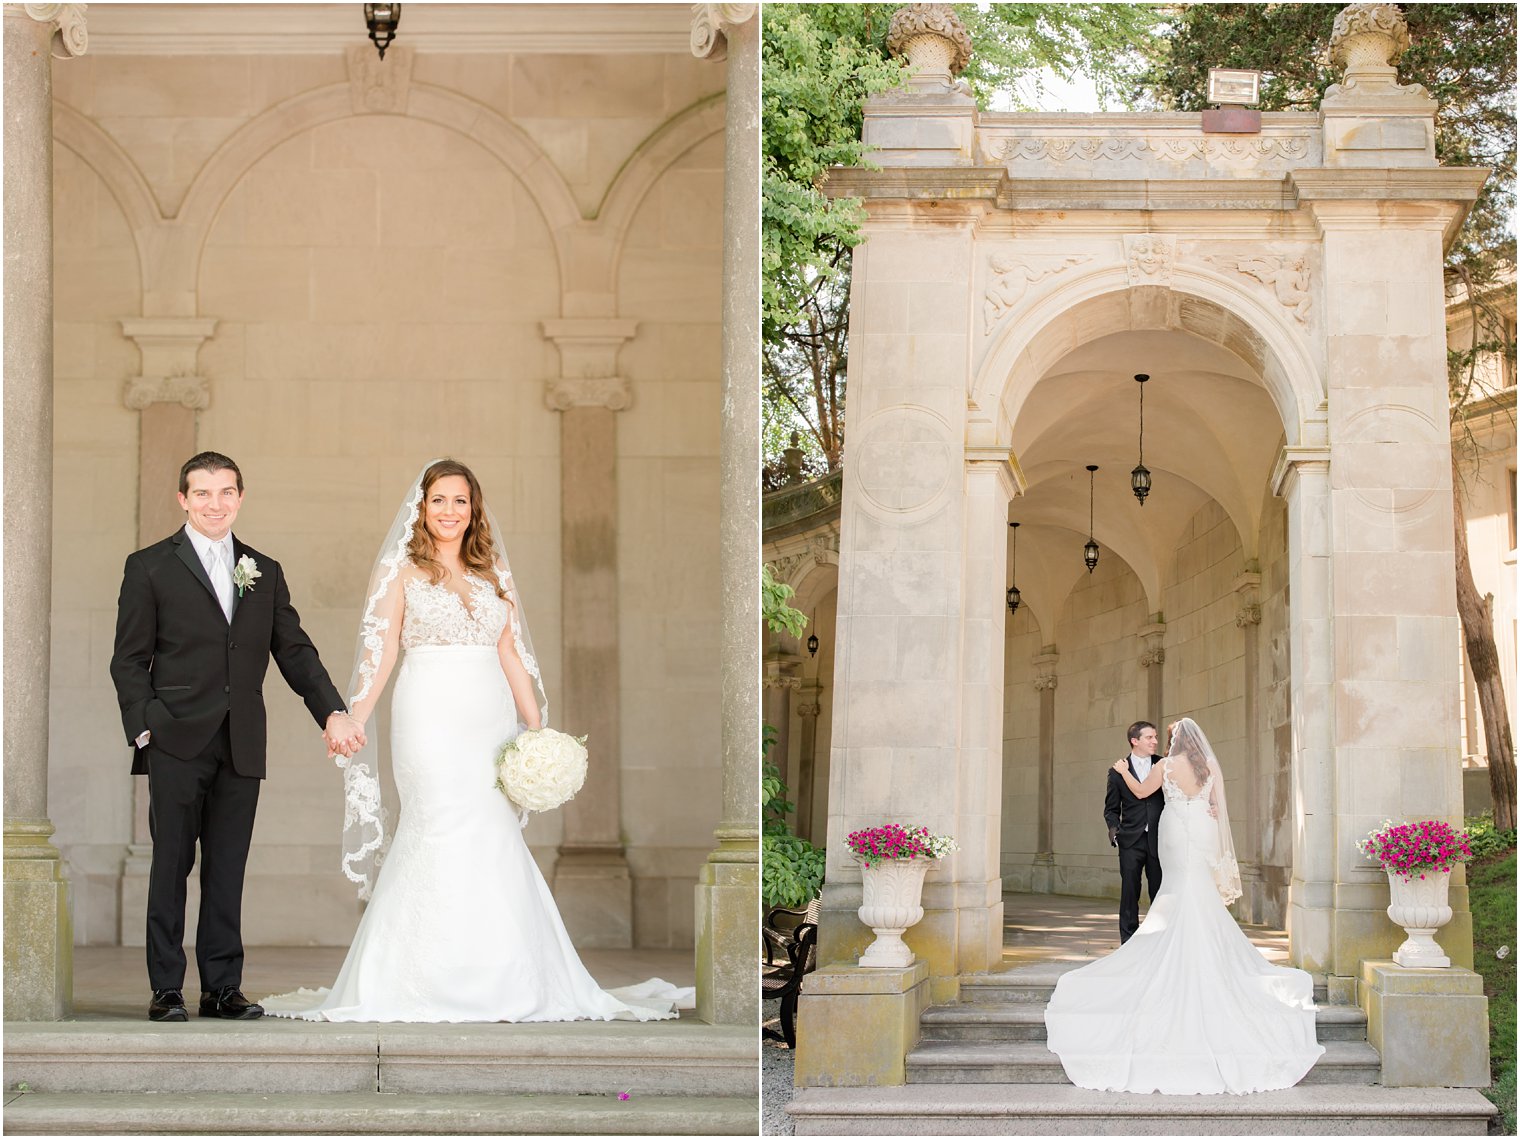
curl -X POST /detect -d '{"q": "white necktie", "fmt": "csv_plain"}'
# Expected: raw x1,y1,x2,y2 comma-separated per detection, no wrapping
208,541,234,622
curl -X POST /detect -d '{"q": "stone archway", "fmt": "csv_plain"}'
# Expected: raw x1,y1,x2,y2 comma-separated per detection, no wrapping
799,1,1489,1088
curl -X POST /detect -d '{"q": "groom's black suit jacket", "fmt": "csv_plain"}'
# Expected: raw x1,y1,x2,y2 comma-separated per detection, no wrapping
110,528,344,779
1104,755,1166,851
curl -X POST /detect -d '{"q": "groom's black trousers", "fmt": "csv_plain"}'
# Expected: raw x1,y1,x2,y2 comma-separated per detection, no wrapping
145,718,260,992
1117,835,1162,944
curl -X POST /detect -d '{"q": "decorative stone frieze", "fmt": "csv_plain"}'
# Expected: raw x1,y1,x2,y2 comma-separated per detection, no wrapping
994,135,1312,166
764,675,803,692
544,377,633,412
345,43,413,114
122,375,211,411
1124,234,1176,288
885,3,972,79
1204,253,1314,323
23,3,86,58
689,3,756,62
983,252,1092,335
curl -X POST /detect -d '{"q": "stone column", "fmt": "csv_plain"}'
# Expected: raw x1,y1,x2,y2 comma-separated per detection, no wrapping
117,319,216,944
1137,622,1165,728
1272,450,1336,981
691,2,759,1026
1234,572,1264,919
1030,651,1059,893
3,1,86,1021
763,653,800,791
795,684,822,844
542,318,638,949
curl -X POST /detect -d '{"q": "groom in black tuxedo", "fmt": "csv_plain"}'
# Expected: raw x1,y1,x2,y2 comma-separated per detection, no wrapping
110,452,364,1022
1105,720,1165,943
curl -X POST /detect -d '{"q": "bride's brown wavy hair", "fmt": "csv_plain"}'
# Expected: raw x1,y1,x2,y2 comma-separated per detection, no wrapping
407,459,509,599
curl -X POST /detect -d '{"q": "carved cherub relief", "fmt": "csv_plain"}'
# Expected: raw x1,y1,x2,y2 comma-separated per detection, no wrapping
983,251,1093,334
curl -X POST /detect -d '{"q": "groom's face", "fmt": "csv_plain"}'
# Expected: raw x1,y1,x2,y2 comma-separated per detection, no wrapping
1131,727,1159,757
179,467,243,541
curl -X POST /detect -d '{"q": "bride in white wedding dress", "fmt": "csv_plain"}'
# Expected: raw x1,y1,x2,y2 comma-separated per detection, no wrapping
1043,717,1323,1094
264,460,685,1023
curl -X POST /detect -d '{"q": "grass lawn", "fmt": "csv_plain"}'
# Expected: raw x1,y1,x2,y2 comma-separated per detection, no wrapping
1470,845,1516,1135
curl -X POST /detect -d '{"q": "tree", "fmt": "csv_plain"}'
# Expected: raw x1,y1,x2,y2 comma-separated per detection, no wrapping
1137,3,1517,829
761,4,1163,481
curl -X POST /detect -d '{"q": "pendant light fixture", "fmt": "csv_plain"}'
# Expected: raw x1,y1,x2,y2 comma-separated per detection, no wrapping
1006,522,1021,615
1131,373,1151,506
1083,465,1100,573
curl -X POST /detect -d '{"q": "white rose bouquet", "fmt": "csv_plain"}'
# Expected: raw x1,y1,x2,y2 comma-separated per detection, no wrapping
495,727,588,815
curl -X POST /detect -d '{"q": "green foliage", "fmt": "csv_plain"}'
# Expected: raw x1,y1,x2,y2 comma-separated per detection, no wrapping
1470,846,1516,1133
762,562,809,637
1466,811,1519,863
762,751,826,909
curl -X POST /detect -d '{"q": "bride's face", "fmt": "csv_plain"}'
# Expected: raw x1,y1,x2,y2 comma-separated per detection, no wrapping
424,475,472,546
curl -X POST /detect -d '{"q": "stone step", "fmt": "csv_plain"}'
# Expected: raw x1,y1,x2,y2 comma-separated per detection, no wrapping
1,1091,756,1136
787,1083,1497,1136
2,1018,756,1098
919,1002,1368,1043
957,972,1330,1006
904,1039,1382,1086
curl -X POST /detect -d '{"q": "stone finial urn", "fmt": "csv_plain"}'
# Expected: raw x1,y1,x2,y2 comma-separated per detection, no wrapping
1328,2,1409,74
886,3,972,90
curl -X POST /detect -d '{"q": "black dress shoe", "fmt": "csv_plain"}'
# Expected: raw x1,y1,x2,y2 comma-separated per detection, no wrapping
148,988,189,1022
199,987,265,1020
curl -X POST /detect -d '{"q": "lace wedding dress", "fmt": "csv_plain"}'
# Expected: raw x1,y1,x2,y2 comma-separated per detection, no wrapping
1043,721,1323,1094
263,570,683,1023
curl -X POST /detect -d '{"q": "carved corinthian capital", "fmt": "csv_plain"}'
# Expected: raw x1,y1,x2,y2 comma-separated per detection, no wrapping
23,3,87,58
123,375,211,412
690,4,756,62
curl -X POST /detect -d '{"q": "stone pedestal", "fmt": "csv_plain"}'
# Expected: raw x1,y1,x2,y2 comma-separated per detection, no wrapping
3,821,73,1020
551,849,632,950
794,962,930,1087
1360,960,1489,1087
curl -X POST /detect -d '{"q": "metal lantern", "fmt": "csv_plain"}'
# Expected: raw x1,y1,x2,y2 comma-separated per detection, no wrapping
364,3,401,60
1006,522,1021,615
1084,465,1100,573
1131,374,1151,506
807,632,819,658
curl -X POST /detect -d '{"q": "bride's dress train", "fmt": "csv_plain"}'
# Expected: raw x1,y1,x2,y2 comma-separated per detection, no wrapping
264,575,688,1023
1043,751,1323,1094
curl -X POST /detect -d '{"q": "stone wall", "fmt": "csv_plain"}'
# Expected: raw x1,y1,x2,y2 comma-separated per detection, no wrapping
47,47,725,949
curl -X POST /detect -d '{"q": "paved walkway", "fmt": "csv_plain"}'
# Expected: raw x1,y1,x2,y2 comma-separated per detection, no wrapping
763,892,1294,1136
69,945,697,1020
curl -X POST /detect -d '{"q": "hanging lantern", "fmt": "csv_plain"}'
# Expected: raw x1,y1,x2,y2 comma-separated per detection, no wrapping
364,3,401,60
1131,373,1151,506
807,632,820,657
1084,465,1100,573
1006,522,1021,615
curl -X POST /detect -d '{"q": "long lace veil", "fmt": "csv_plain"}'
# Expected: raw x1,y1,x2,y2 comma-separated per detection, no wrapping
334,460,548,900
1168,716,1242,905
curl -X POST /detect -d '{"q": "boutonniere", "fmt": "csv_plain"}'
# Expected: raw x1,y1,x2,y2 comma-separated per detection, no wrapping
232,555,261,597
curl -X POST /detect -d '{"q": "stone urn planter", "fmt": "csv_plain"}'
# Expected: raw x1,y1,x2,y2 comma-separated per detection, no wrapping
1358,818,1471,969
1386,870,1453,968
847,822,960,969
857,856,935,968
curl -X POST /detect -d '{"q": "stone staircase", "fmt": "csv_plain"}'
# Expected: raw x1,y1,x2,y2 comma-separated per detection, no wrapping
3,1016,758,1135
788,967,1497,1135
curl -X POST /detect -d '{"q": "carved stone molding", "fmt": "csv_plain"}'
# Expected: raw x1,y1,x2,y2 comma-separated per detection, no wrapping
542,318,638,412
994,136,1311,166
1033,673,1059,692
886,3,972,78
1137,623,1167,669
123,375,211,412
1032,650,1059,692
345,43,413,114
1204,253,1313,323
796,702,822,719
1124,234,1176,288
983,252,1093,335
120,317,218,411
544,377,632,412
23,3,87,58
764,675,803,692
689,3,756,62
1234,571,1263,628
